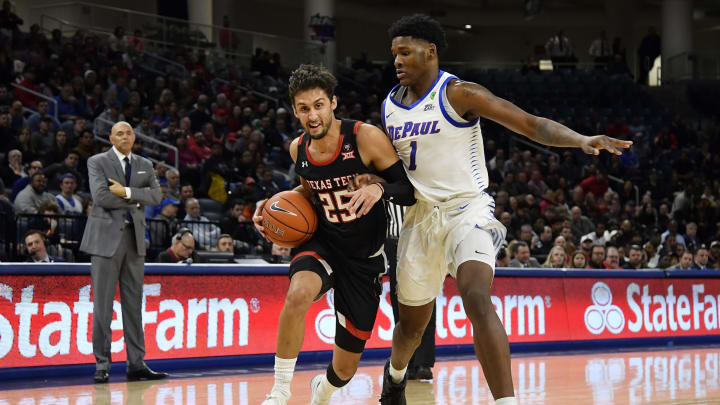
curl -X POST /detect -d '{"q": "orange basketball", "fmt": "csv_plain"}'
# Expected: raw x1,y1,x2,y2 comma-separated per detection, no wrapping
261,191,318,248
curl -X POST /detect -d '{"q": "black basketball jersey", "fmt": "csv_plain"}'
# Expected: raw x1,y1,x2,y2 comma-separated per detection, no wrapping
295,119,387,259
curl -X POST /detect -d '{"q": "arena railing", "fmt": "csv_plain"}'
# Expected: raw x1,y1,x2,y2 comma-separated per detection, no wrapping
665,51,720,82
38,14,189,78
14,214,87,262
32,1,323,69
9,83,59,122
92,116,179,170
176,219,223,252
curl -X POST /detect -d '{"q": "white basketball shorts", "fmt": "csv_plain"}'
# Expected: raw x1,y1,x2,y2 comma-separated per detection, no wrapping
396,193,506,306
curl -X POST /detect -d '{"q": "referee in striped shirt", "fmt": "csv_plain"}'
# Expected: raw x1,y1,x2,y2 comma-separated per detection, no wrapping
385,201,436,380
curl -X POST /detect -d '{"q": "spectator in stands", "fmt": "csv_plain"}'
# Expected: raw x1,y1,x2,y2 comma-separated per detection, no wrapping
669,251,694,270
256,167,281,200
496,247,509,268
151,198,180,248
44,151,84,191
545,30,573,64
583,221,608,246
55,174,83,215
156,228,195,263
52,83,84,121
542,246,567,268
0,0,23,42
189,95,210,133
623,245,644,269
220,199,260,253
28,100,61,133
14,172,55,214
94,102,125,137
13,68,38,108
11,128,36,166
216,234,234,253
605,246,621,269
219,15,238,52
637,26,660,85
269,243,292,263
1,149,25,187
588,30,612,69
182,197,221,250
128,29,145,51
587,244,608,269
507,241,541,268
531,225,553,258
31,119,56,152
108,26,128,53
12,160,42,200
570,206,594,241
24,230,64,263
165,168,180,201
571,250,588,269
580,170,609,199
661,219,686,248
43,130,71,166
693,245,710,270
73,130,98,161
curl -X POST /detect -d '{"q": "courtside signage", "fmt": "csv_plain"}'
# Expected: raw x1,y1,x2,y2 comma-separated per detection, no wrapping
1,275,720,368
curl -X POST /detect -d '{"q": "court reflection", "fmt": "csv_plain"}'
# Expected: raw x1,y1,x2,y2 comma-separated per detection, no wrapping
1,347,720,404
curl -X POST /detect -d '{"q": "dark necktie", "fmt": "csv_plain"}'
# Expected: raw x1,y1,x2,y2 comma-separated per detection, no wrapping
124,157,132,223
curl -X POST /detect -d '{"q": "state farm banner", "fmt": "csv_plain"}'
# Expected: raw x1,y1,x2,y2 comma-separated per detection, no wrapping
2,273,720,369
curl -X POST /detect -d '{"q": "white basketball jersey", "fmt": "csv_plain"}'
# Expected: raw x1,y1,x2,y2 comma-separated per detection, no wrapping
383,70,489,203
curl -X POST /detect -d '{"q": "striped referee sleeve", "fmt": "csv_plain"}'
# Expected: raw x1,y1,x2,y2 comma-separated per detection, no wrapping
386,201,406,239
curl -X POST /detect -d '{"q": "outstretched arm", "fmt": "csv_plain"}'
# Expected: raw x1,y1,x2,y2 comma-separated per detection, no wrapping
446,80,632,155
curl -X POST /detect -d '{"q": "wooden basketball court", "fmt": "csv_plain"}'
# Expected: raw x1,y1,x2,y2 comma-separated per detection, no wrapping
1,346,718,404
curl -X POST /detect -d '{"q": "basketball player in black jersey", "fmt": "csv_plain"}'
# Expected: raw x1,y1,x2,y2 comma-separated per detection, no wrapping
254,64,415,405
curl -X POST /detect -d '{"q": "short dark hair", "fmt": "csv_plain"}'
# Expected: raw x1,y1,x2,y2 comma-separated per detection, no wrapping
388,14,448,54
24,229,45,243
288,64,337,104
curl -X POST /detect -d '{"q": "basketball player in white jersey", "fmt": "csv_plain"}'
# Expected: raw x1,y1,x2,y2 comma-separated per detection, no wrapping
379,15,632,405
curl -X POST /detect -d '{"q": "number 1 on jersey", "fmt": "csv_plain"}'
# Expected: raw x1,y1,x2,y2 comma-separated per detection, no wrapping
409,140,417,170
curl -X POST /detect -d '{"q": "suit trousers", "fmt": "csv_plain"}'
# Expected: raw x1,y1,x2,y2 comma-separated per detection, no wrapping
386,237,436,369
91,226,146,371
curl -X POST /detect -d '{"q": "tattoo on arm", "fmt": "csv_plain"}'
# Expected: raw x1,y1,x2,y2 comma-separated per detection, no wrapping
530,117,587,148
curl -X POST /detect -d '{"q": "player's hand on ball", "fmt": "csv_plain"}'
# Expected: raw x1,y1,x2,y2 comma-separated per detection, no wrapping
347,183,383,218
252,199,267,238
580,135,632,156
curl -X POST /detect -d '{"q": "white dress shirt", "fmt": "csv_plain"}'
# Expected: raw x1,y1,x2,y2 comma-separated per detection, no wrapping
111,146,133,199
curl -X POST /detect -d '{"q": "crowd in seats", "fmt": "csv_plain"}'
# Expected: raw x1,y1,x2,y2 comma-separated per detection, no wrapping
0,4,719,269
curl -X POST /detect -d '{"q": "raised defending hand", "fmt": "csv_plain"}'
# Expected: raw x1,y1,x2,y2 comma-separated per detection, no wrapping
580,135,633,156
108,178,127,198
252,199,268,238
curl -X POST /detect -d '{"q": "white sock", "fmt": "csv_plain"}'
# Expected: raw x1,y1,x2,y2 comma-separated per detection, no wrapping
313,375,340,403
495,397,517,405
271,356,297,397
389,363,407,384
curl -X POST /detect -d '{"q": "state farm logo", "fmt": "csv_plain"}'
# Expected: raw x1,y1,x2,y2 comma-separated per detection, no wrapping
314,289,335,344
585,282,625,335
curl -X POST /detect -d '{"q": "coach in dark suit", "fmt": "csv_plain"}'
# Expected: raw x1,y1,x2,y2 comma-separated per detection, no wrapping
80,121,166,383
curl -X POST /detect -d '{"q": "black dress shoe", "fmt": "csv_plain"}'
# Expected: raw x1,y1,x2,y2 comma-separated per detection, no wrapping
94,370,109,383
414,366,433,380
126,366,169,381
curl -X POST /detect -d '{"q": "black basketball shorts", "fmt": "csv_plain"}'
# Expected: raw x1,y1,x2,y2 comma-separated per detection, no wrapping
289,237,387,353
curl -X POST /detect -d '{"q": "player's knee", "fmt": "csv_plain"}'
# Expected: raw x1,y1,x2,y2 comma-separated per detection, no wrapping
462,289,494,318
284,285,317,310
333,362,358,380
397,321,425,343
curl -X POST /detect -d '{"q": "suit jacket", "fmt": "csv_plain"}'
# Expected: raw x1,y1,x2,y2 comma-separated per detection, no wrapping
507,258,542,268
80,149,162,257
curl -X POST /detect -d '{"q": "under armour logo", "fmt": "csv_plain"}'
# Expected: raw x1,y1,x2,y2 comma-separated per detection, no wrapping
424,104,434,111
301,161,308,168
343,143,351,151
